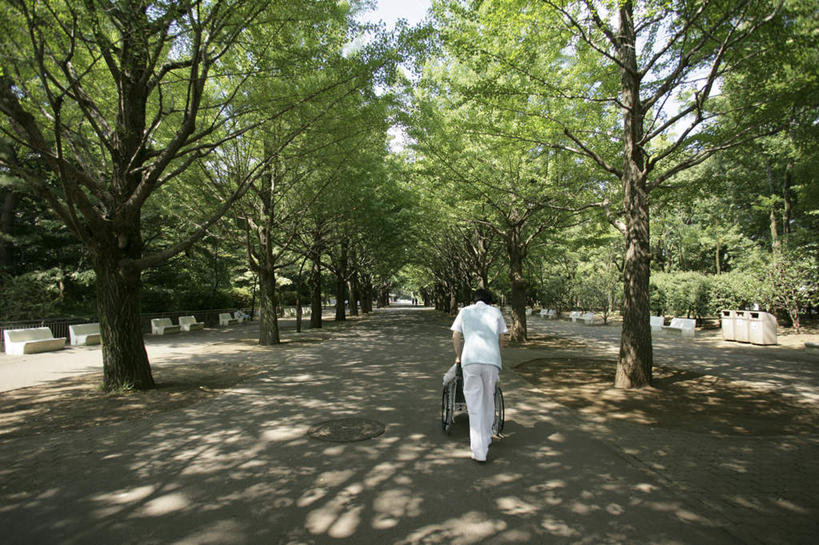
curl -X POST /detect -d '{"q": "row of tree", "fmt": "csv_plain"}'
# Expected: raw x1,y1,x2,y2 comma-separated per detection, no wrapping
2,1,816,394
400,0,817,388
0,0,417,390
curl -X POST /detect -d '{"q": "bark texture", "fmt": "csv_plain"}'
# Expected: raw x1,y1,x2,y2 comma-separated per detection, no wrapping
507,236,528,343
258,268,280,345
615,2,653,388
96,241,154,390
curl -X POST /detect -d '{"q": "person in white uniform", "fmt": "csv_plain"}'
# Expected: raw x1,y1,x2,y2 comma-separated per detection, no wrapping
450,289,508,463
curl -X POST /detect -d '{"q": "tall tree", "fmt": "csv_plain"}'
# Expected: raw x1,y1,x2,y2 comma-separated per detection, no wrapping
0,0,341,389
238,2,397,342
410,56,586,340
430,0,784,387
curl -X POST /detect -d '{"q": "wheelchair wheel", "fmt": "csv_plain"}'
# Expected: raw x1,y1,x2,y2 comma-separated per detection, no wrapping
441,385,453,433
492,385,505,435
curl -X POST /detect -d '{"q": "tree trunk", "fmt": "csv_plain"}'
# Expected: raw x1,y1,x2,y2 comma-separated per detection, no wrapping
616,189,654,388
360,274,373,313
335,272,347,321
310,256,322,329
295,275,303,333
295,259,307,333
615,2,653,389
96,254,154,391
783,159,792,244
258,267,280,345
334,241,348,321
348,277,360,317
766,159,781,254
249,274,258,319
507,246,528,343
0,190,17,271
377,285,390,308
715,237,722,275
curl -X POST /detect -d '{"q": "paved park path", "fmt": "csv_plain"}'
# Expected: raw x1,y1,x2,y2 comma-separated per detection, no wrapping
1,307,817,544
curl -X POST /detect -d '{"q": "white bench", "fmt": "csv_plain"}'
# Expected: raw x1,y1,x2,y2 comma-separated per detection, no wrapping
69,323,101,346
650,316,665,332
569,311,582,322
805,342,819,353
234,310,251,323
151,318,181,335
661,317,696,338
3,327,66,355
539,309,556,319
178,316,204,332
219,313,239,326
580,312,595,325
525,308,532,316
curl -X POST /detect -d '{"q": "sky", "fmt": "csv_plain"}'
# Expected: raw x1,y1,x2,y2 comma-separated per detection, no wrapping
357,0,432,29
354,1,433,152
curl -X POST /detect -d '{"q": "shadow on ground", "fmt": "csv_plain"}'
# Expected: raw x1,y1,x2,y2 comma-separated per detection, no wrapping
0,358,266,439
0,309,816,545
514,355,819,436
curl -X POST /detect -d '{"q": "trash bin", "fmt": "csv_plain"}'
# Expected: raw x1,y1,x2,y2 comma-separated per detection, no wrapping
749,311,777,345
734,311,750,343
721,310,736,341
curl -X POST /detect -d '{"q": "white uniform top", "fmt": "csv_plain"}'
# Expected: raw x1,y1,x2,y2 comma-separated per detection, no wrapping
450,301,508,369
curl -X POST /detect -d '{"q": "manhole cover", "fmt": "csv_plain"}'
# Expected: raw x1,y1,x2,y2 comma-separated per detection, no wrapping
307,417,385,442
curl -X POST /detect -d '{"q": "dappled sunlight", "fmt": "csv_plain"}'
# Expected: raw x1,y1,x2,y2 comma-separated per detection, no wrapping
1,309,816,544
396,511,508,545
260,425,311,443
526,318,819,403
372,488,423,529
515,356,819,436
174,519,247,545
138,492,191,516
539,514,581,537
496,496,539,517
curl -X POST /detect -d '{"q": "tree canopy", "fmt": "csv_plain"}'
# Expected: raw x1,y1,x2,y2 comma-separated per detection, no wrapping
1,0,816,391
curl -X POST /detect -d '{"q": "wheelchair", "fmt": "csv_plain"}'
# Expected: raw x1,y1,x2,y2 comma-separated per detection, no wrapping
441,363,504,435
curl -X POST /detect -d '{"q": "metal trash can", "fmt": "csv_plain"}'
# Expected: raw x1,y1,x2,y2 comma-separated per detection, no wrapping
721,310,736,341
749,311,777,345
734,311,750,343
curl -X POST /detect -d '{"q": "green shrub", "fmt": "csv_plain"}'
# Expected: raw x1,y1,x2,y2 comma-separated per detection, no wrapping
0,268,65,321
708,270,765,314
651,271,711,319
540,275,574,311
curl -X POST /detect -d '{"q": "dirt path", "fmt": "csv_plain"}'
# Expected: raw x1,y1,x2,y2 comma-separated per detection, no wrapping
1,308,816,544
516,317,819,545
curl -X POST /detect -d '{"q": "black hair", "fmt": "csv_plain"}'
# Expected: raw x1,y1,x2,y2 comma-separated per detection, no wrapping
472,288,494,305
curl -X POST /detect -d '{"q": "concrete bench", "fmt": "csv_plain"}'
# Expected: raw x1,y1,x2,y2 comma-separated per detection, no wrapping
178,316,204,332
569,311,582,322
3,327,66,355
234,311,251,323
806,342,819,353
219,313,239,326
69,323,101,346
580,312,595,325
539,309,556,319
662,317,696,338
650,316,665,332
151,318,180,335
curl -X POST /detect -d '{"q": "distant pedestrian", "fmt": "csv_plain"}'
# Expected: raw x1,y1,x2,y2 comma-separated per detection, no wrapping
450,288,508,463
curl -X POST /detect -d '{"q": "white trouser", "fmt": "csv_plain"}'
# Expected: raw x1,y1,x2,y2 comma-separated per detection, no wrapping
462,363,499,461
